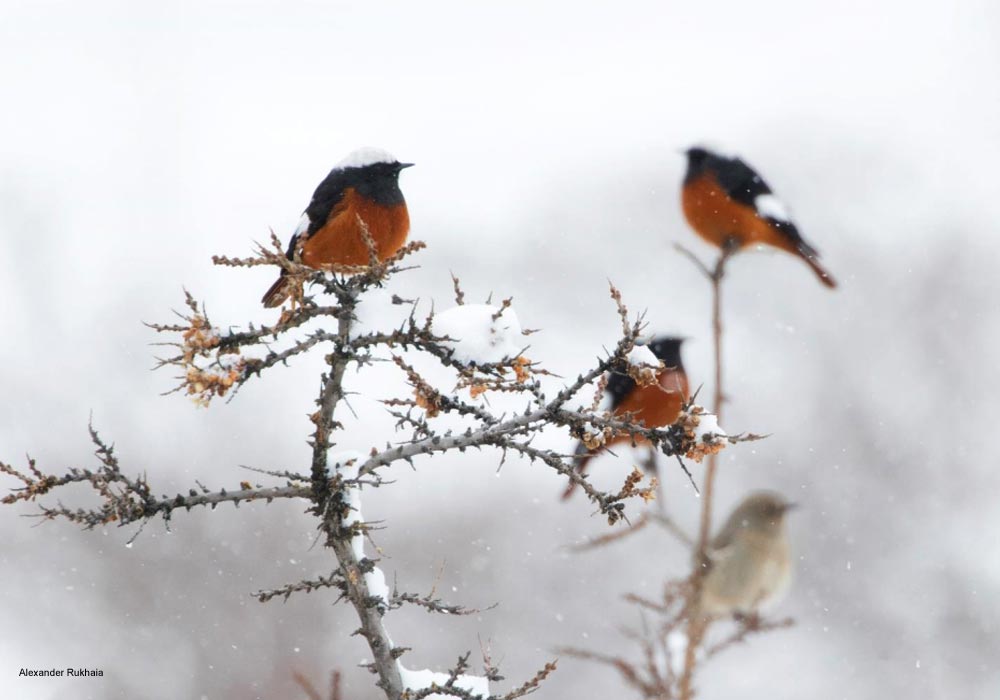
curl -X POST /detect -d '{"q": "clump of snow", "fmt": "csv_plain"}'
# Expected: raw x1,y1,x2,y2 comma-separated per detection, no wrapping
216,353,243,370
365,566,390,608
694,413,726,442
350,286,415,341
666,630,688,677
398,664,490,700
626,345,660,368
754,194,792,222
327,450,364,481
336,147,399,170
327,451,365,553
432,304,524,365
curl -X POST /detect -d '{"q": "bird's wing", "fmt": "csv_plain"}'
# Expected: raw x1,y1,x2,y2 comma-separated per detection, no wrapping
304,167,352,236
713,157,772,208
716,157,814,253
283,212,312,259
710,512,742,552
605,369,637,412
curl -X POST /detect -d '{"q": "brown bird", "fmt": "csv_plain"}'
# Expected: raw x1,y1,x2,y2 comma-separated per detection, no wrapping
681,145,836,288
562,337,689,499
262,147,413,308
697,491,796,618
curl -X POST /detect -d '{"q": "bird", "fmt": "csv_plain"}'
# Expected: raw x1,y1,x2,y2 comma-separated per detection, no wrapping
696,491,796,619
261,147,413,308
681,145,836,288
562,336,689,500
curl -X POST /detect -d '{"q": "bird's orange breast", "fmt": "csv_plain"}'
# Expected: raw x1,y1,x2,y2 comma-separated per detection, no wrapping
301,188,410,268
681,174,797,255
609,368,688,446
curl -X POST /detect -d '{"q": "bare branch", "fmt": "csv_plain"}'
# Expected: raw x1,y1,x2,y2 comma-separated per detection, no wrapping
254,571,346,603
705,615,794,657
391,591,497,617
494,660,558,700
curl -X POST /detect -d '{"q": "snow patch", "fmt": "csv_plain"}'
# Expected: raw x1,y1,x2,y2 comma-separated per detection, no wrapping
626,345,660,368
350,286,415,342
217,353,243,370
694,413,726,442
432,304,524,365
365,567,390,608
327,450,364,482
336,147,399,169
327,450,388,604
754,194,791,222
398,664,490,700
666,630,688,677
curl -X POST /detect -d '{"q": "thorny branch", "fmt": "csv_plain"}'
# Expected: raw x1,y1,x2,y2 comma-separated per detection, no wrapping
2,238,749,700
390,564,497,616
0,425,311,533
253,571,346,604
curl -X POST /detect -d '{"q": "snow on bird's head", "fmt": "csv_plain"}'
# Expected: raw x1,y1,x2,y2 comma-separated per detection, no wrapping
335,147,400,170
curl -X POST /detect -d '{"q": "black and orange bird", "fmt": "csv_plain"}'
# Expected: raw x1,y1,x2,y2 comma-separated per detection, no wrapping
563,337,689,500
261,147,413,308
681,146,836,288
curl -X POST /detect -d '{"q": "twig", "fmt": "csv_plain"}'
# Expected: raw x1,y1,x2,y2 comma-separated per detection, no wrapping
254,571,346,603
676,242,735,699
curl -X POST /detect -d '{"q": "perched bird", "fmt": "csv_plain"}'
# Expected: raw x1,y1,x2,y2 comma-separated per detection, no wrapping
697,491,796,618
681,145,836,288
562,337,689,500
261,148,413,308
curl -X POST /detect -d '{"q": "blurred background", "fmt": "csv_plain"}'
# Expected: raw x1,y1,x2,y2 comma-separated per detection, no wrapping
2,1,998,698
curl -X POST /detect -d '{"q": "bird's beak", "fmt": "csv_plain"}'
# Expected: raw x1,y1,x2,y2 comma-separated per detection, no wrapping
783,502,800,513
397,162,415,170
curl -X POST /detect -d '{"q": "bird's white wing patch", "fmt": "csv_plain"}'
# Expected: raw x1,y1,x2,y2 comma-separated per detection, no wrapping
282,213,311,260
754,194,792,222
292,212,311,237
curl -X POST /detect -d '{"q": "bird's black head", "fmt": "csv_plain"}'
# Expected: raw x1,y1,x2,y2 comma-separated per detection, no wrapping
644,336,685,370
683,145,727,184
337,148,413,206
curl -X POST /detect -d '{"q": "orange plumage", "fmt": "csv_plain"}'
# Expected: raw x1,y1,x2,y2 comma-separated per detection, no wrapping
563,337,688,500
299,188,410,268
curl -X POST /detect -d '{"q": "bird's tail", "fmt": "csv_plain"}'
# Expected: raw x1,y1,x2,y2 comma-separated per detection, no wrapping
561,441,594,501
797,245,837,289
261,272,290,308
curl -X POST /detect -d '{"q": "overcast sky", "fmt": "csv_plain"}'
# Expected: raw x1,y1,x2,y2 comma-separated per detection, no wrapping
3,2,999,699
